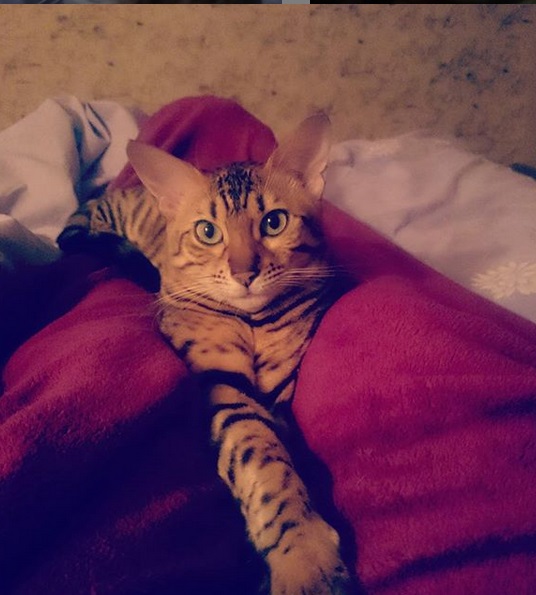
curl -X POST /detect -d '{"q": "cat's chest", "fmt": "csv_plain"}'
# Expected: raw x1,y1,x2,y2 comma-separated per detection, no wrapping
252,319,315,403
160,300,320,406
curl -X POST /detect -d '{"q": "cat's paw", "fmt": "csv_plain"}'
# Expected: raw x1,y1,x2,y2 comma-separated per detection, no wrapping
56,225,91,253
57,228,160,292
267,516,350,595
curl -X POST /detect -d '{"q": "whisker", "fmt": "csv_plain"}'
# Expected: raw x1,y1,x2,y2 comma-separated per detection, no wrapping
156,276,226,311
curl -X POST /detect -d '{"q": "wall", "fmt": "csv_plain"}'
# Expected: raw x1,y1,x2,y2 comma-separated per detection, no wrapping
1,4,535,165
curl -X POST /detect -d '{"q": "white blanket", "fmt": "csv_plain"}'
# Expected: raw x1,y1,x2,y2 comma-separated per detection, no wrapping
325,133,536,324
0,95,139,270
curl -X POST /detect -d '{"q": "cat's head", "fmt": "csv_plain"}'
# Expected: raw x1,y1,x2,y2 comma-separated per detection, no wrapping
127,114,332,313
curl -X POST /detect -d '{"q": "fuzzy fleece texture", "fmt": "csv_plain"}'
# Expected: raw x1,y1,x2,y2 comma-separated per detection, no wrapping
1,96,536,595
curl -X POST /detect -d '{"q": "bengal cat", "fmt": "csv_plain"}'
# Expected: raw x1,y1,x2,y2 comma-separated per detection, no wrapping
58,115,350,594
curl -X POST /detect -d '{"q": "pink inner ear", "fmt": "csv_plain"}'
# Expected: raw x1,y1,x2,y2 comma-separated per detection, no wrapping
126,141,209,218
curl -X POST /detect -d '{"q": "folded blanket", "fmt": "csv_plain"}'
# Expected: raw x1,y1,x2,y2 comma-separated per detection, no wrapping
1,96,536,595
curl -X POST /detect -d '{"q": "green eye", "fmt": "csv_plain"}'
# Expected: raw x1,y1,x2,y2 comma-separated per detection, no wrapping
194,220,223,245
261,209,289,237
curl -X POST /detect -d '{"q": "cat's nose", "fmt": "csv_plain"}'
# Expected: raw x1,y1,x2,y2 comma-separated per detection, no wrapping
232,271,257,288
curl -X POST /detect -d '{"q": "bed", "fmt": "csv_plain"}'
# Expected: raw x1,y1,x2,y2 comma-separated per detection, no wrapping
1,95,536,594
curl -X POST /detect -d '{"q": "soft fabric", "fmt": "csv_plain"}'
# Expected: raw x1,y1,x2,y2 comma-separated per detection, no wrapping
0,263,262,594
0,95,139,268
110,94,276,190
298,205,536,594
1,96,536,595
325,132,536,324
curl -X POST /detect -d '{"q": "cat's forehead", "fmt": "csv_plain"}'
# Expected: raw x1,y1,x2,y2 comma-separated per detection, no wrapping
210,162,263,215
203,161,311,220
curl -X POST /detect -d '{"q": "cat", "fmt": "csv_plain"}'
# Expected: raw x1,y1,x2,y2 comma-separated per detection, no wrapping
58,114,350,594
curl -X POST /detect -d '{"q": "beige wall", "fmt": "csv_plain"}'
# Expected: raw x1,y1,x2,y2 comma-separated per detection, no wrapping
1,4,535,166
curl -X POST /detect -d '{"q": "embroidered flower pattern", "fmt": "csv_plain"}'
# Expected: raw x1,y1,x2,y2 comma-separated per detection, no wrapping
472,262,536,300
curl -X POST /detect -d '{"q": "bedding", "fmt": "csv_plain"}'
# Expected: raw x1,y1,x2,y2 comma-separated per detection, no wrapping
325,132,536,325
0,94,139,256
1,95,536,594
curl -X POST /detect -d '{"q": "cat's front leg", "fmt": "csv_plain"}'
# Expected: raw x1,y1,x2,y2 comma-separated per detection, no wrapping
210,384,350,595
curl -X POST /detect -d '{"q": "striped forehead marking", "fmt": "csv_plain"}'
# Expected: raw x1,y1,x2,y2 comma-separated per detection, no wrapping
215,164,259,213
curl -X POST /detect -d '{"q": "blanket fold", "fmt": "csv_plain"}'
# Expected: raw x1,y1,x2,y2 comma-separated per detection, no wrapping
1,95,536,595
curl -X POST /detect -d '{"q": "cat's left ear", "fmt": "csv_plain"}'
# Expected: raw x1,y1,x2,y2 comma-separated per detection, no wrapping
266,113,331,200
126,141,209,220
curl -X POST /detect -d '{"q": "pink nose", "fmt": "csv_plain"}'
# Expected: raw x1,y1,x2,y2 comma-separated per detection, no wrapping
232,271,257,288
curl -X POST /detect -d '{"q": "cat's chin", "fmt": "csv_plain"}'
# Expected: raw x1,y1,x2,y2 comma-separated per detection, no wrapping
226,293,271,314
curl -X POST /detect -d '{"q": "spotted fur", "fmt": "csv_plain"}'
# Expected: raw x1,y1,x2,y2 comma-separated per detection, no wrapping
58,115,350,594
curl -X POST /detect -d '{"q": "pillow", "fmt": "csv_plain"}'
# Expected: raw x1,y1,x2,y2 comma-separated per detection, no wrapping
325,132,536,324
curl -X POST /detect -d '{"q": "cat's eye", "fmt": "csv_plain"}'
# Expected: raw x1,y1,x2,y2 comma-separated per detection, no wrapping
260,209,289,237
194,220,223,245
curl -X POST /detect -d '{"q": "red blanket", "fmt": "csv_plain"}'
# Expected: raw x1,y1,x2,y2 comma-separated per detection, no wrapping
1,96,536,595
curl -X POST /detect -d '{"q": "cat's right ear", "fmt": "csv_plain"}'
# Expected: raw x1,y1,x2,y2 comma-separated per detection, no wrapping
126,141,209,220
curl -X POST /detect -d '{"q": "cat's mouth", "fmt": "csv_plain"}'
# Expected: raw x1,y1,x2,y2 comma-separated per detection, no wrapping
226,287,272,314
215,278,281,314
